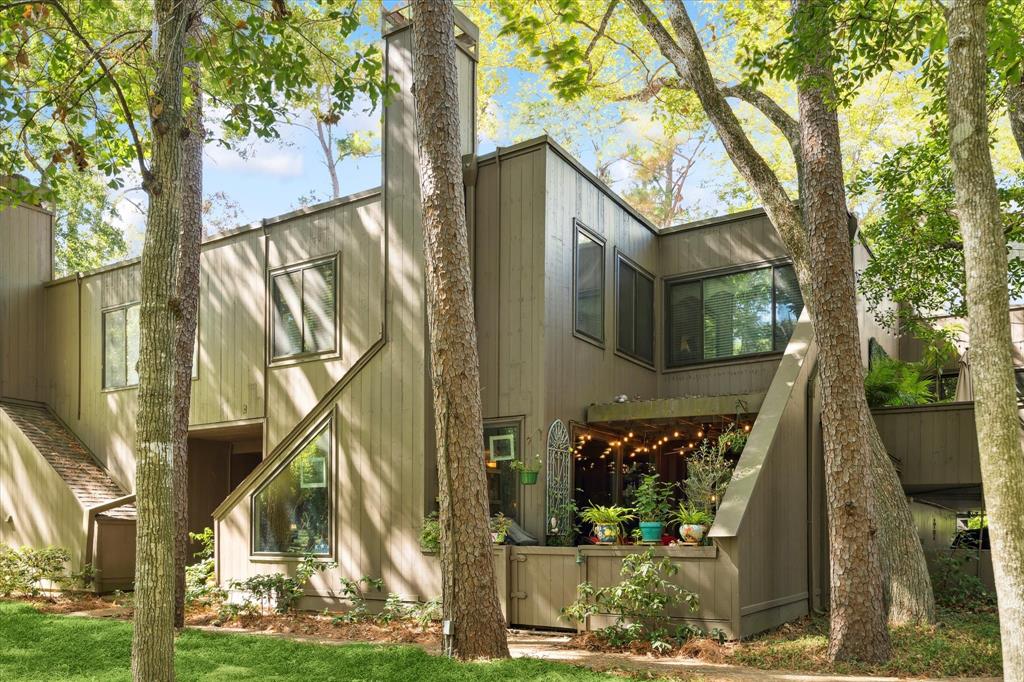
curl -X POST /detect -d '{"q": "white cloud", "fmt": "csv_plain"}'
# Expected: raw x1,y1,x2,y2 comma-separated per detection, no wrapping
204,143,304,177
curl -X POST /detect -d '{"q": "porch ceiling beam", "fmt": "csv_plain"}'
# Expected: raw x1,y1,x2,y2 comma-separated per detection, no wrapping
586,391,766,425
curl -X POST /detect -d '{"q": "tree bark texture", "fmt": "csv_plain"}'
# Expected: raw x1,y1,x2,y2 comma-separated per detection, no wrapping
624,0,934,628
1006,80,1024,160
946,1,1024,676
410,0,510,660
131,1,193,679
172,14,204,630
795,0,890,661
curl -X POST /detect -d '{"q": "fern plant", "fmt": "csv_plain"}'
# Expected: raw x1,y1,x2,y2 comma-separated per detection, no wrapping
864,358,935,408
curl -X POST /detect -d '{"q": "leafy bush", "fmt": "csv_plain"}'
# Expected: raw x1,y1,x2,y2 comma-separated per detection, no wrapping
185,528,225,606
930,555,995,610
561,549,698,648
0,546,71,597
227,553,337,614
332,575,385,623
376,593,441,628
684,434,737,513
632,474,676,523
864,358,935,408
490,513,512,543
419,513,441,552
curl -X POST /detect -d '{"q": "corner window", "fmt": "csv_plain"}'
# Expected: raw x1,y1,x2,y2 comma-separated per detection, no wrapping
271,257,337,361
483,420,520,521
253,422,331,555
616,255,654,364
574,221,605,344
665,263,804,367
103,303,140,389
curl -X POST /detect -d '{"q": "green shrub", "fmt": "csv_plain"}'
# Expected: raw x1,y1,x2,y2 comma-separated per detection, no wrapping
561,548,698,648
419,513,441,552
227,552,337,614
864,358,935,408
684,433,737,513
0,546,71,597
185,528,225,606
375,593,441,628
332,575,385,623
930,555,995,610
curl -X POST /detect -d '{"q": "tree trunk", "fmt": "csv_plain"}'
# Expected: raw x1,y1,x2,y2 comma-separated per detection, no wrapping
1006,81,1024,160
795,0,890,661
315,117,341,199
410,0,510,660
946,1,1024,676
172,13,204,630
626,0,934,627
131,1,193,679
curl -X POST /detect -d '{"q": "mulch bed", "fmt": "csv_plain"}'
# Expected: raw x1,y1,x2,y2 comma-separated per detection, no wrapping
566,630,732,659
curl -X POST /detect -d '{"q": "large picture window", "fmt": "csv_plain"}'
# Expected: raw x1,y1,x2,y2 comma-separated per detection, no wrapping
103,303,140,389
574,221,605,344
253,423,331,555
665,263,804,367
616,255,654,364
271,257,337,361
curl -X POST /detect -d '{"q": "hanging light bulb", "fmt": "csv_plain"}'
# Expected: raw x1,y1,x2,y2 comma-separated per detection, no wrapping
696,429,703,438
628,431,635,438
673,431,680,438
743,424,751,432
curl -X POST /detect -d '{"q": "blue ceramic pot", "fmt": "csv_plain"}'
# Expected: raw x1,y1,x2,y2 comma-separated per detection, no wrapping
593,524,618,544
639,521,664,543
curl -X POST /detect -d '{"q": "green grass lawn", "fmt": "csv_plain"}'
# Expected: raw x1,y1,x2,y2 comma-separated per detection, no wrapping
727,609,1002,678
0,602,632,681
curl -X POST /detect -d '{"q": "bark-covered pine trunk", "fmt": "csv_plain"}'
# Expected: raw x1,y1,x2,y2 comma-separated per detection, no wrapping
625,0,934,627
410,0,510,660
172,13,204,630
946,1,1024,675
131,1,193,679
795,0,890,662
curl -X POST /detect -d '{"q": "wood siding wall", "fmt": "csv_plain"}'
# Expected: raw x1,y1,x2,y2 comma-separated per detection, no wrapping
873,403,985,489
0,204,51,402
0,406,87,565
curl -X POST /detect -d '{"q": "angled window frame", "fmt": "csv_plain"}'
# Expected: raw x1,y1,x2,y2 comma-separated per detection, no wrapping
267,253,340,366
572,219,606,348
613,249,656,369
250,416,334,558
663,258,803,370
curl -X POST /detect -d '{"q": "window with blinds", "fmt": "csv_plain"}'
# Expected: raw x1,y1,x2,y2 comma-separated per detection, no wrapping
665,263,803,367
271,257,337,361
103,303,140,389
574,222,605,344
616,256,654,364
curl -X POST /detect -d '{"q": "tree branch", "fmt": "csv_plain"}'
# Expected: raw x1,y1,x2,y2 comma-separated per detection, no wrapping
623,0,806,268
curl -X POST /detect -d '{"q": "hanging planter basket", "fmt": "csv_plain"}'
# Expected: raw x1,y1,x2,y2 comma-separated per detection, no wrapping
520,470,539,485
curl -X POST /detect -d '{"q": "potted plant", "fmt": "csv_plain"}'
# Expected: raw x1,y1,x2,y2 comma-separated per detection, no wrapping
509,453,542,485
579,504,635,544
674,503,713,544
632,473,675,543
490,513,512,544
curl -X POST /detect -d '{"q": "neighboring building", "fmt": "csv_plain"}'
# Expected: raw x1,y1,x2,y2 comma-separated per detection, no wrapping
0,9,1000,633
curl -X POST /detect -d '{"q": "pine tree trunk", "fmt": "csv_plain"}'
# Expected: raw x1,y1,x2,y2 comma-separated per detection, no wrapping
795,1,890,661
410,0,510,660
172,15,204,630
946,1,1024,675
131,1,193,679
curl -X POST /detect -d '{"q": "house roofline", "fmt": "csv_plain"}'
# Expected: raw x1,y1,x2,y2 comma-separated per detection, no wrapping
46,187,382,287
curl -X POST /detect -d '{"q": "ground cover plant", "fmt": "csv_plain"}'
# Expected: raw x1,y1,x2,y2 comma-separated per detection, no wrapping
0,601,640,681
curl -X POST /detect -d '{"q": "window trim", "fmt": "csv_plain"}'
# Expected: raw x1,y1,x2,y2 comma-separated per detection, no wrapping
100,301,140,392
267,253,341,367
613,249,656,370
663,258,799,370
250,416,335,559
572,219,606,348
101,302,201,391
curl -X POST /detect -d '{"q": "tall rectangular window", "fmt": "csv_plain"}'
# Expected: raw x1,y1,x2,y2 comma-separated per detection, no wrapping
103,303,140,389
574,222,605,344
665,263,804,367
271,257,337,360
616,256,655,364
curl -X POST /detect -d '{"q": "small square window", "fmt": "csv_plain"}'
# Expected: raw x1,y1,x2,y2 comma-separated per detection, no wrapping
271,257,338,361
